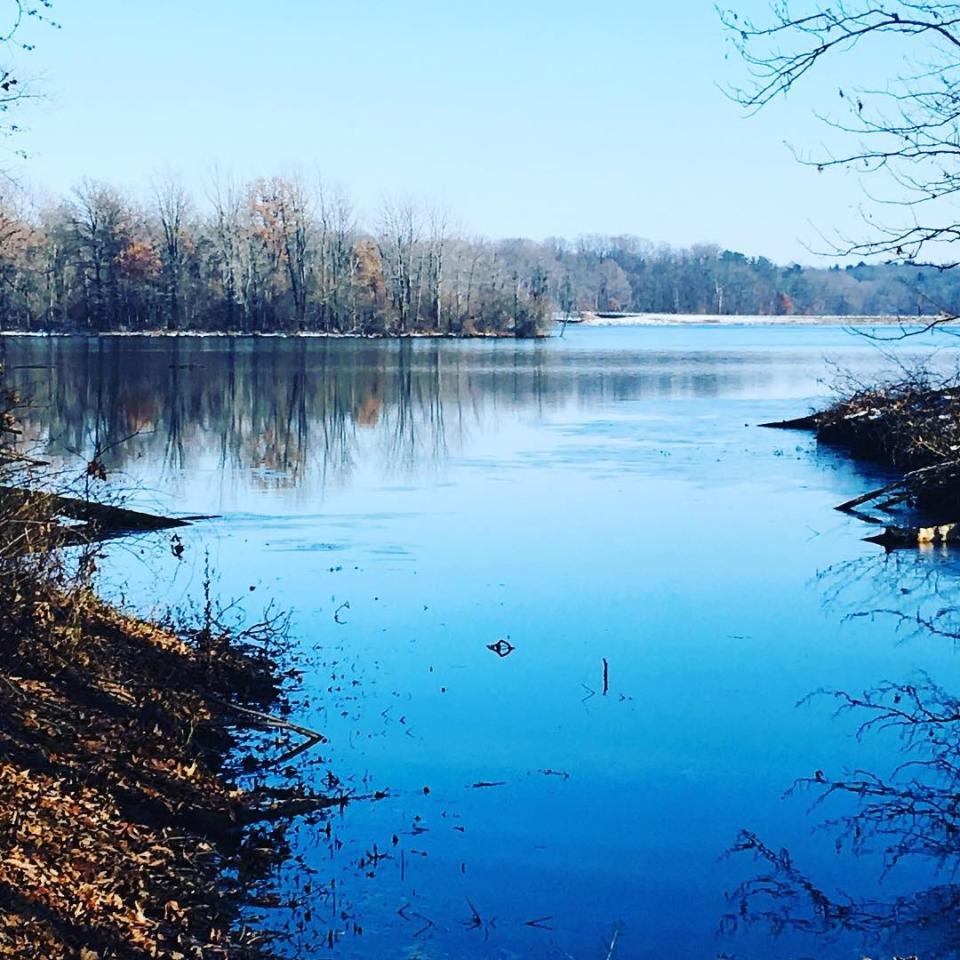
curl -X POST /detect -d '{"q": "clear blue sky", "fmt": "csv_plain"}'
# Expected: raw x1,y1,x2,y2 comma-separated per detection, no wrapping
9,1,907,263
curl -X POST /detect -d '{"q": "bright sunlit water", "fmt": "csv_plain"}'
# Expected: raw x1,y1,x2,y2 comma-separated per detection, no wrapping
6,325,960,959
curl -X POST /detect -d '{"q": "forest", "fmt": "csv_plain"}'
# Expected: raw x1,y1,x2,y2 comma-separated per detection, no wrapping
0,176,957,337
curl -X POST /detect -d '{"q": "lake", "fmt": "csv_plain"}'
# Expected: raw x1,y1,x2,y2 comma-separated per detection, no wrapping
5,325,960,959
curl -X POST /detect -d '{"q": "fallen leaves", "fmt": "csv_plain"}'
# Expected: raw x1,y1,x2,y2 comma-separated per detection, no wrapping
0,589,297,959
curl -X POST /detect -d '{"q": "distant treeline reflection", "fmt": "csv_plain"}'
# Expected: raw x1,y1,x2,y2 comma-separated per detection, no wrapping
6,337,789,484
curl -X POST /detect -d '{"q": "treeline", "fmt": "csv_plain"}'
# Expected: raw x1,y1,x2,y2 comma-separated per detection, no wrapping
558,238,960,318
0,177,552,337
0,176,955,336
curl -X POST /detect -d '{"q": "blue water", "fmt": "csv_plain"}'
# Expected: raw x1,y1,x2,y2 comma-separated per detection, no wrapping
6,325,960,958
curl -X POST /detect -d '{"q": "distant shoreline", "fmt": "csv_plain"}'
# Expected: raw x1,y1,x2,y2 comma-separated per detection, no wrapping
0,314,946,338
0,329,540,340
575,312,942,327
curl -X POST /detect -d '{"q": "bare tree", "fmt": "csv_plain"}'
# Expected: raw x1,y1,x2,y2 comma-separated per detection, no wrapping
379,197,422,334
70,180,129,332
14,166,960,333
206,170,245,330
316,179,355,332
0,1,57,156
721,1,960,276
154,173,190,331
427,203,448,333
253,175,311,328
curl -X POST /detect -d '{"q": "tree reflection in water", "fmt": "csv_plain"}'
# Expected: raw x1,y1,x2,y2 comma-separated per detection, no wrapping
725,552,960,959
3,335,762,495
9,338,469,489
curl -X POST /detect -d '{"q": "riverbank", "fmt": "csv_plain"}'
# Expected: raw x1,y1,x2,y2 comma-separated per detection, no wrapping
0,569,337,959
0,360,332,959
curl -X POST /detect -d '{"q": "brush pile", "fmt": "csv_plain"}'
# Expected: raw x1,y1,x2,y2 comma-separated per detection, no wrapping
821,380,960,516
817,381,960,472
767,376,960,545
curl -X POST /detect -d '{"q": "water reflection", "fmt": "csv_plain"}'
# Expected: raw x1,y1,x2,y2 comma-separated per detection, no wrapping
2,332,893,492
726,551,960,960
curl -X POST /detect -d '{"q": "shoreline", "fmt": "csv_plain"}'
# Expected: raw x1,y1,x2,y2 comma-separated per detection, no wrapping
0,471,334,958
0,585,335,959
0,314,945,338
576,312,944,327
0,359,337,958
0,329,544,340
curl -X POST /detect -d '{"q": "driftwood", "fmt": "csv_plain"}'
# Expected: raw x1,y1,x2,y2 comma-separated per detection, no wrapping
0,485,206,557
836,478,906,514
604,923,622,960
204,692,327,744
759,413,822,430
835,460,960,515
0,486,194,530
865,522,960,549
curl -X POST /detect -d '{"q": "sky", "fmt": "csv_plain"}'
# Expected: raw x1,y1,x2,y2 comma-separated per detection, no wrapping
4,0,915,264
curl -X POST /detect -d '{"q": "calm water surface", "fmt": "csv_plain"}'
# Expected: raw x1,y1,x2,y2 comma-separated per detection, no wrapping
6,326,960,959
